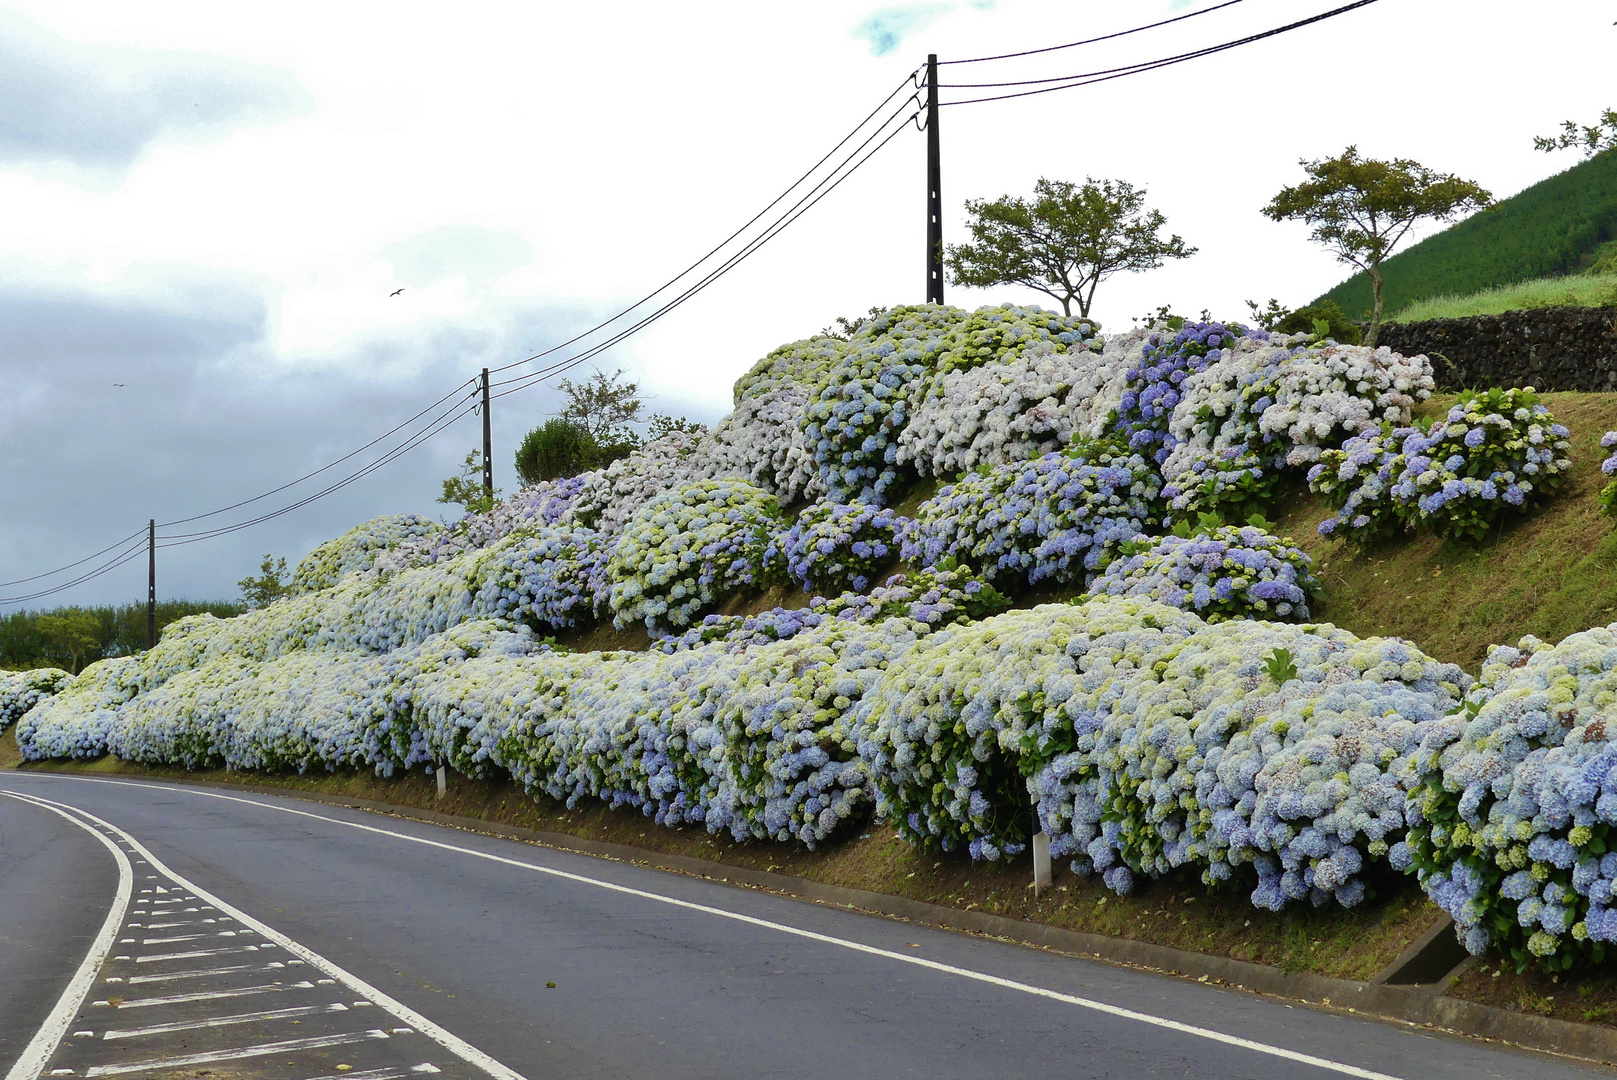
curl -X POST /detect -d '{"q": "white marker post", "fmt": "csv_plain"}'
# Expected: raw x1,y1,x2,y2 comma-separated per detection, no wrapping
435,766,447,798
1032,831,1052,896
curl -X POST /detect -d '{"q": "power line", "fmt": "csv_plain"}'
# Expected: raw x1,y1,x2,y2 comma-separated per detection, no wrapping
483,68,925,378
0,74,934,607
157,378,478,529
941,0,1248,64
486,103,923,403
156,387,481,547
0,537,149,607
940,0,1383,105
0,527,146,590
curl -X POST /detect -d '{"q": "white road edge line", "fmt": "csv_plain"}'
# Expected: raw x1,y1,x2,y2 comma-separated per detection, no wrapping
14,776,1406,1080
1,788,525,1080
1,792,133,1080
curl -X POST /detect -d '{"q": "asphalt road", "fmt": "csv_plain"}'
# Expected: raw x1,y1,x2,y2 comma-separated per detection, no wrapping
0,772,1609,1080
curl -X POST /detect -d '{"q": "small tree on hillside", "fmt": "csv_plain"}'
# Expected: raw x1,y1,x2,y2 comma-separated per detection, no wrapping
1535,108,1617,159
558,368,644,459
237,554,290,609
437,449,499,516
515,418,600,485
946,177,1195,318
1262,147,1491,347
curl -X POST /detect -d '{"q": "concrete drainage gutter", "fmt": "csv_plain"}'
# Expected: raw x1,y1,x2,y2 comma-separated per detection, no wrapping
28,768,1617,1068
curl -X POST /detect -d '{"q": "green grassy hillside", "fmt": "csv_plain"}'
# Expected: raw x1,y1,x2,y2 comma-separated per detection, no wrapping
1390,273,1617,322
1313,152,1617,319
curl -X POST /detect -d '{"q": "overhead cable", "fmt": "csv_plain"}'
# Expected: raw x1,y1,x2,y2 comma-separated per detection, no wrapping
941,0,1382,105
486,104,923,402
484,68,925,377
941,0,1249,64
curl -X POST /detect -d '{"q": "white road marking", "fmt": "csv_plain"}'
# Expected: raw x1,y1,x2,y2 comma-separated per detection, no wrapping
18,775,1411,1080
0,794,132,1080
143,921,194,929
302,1069,414,1080
115,981,314,1008
135,945,261,962
125,963,266,985
104,1002,348,1039
6,789,526,1080
139,934,204,945
83,1030,393,1077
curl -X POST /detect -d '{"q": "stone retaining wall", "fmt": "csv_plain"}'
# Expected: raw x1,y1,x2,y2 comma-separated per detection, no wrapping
1375,306,1617,391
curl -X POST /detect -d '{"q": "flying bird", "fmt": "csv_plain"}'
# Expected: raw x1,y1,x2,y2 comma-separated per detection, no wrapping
390,288,405,297
113,383,126,387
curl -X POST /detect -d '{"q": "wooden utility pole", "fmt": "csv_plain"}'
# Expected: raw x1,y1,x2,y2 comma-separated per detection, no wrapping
146,519,156,650
480,368,494,499
926,53,943,306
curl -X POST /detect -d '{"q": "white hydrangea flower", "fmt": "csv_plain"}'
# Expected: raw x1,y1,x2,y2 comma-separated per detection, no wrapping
896,306,1108,475
291,514,441,593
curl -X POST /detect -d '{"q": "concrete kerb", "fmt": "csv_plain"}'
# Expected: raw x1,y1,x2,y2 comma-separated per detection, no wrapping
23,767,1617,1069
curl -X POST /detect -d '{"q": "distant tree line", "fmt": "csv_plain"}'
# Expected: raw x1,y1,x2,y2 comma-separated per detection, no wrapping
0,600,245,673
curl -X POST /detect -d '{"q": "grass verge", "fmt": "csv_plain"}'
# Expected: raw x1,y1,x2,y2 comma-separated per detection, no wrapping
1450,960,1617,1030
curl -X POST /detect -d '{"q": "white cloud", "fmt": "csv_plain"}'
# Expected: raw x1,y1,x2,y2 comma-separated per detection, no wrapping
0,7,308,177
855,3,956,55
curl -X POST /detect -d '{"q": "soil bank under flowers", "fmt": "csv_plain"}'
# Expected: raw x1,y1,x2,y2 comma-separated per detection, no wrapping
1274,391,1617,671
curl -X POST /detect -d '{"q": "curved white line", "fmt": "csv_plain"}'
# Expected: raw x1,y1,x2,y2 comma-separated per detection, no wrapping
1,792,132,1080
16,775,1407,1080
1,789,524,1080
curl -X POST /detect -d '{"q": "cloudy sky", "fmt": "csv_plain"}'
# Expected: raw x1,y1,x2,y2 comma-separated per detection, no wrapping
1,0,1611,609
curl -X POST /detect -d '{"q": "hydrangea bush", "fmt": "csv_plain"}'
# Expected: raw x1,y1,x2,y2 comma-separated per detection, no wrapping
703,386,823,505
857,600,1201,860
17,656,141,759
1256,344,1435,464
800,304,968,502
606,479,785,632
1088,525,1320,622
856,594,1467,907
1115,321,1246,465
1157,337,1435,522
1400,625,1617,969
656,562,1009,655
291,514,441,593
568,430,721,540
1312,388,1573,545
732,335,848,404
777,502,903,595
898,314,1116,477
1042,619,1467,907
1599,431,1617,522
376,476,592,574
1,667,73,730
900,443,1161,588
